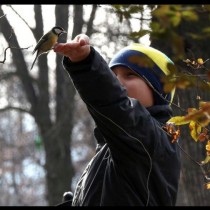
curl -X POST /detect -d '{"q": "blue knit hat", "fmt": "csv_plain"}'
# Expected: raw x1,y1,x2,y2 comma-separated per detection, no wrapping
109,43,175,105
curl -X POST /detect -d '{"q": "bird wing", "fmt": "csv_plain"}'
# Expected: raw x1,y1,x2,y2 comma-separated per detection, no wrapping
32,33,50,55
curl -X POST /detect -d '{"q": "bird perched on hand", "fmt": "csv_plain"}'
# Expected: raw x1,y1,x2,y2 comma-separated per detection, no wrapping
30,26,67,70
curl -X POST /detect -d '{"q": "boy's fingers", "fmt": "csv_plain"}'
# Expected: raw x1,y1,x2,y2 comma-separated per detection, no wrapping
54,42,80,53
79,39,87,46
53,43,65,52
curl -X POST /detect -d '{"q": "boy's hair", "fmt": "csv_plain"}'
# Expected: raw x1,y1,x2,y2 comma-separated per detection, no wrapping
109,43,175,106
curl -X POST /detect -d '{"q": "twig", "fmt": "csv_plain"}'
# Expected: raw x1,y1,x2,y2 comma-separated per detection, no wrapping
0,28,32,64
7,5,33,31
0,105,31,114
0,14,6,19
0,45,31,64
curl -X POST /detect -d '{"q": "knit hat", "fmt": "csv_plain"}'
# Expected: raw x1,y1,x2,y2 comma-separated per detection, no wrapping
109,43,175,105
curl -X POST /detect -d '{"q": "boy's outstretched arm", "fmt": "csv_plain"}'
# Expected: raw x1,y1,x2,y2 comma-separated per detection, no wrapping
53,34,91,62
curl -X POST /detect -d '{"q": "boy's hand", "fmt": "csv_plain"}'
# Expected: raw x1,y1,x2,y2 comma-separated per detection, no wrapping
53,34,90,62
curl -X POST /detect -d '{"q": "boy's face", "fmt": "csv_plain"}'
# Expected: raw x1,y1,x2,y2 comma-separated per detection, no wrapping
112,66,154,107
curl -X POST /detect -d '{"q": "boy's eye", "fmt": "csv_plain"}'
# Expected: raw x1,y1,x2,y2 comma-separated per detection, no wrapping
127,72,138,77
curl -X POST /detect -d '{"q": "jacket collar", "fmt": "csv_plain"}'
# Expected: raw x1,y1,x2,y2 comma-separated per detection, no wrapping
147,105,173,124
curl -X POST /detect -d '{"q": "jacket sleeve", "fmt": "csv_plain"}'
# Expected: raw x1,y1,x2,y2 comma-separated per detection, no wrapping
62,47,168,162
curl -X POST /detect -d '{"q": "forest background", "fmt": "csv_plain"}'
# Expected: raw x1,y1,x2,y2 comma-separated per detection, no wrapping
0,4,210,206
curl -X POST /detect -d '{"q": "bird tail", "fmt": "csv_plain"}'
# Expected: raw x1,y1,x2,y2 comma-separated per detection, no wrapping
30,52,39,70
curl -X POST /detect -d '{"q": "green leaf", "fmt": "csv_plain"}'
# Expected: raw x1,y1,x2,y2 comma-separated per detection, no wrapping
129,29,151,39
170,14,181,27
202,27,210,33
181,10,198,21
34,135,43,151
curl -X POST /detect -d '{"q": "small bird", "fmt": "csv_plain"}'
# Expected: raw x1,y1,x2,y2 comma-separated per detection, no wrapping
30,26,67,70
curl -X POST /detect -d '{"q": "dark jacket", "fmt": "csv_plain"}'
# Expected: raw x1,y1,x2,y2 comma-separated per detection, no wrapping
62,47,181,206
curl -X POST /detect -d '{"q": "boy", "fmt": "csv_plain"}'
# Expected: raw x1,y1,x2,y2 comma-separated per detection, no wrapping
54,34,181,206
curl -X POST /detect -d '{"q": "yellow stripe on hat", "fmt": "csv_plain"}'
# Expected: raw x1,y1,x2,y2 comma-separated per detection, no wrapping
126,43,176,105
126,43,173,76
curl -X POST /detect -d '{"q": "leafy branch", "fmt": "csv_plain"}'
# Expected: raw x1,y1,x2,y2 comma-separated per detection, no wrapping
161,57,210,190
128,49,210,190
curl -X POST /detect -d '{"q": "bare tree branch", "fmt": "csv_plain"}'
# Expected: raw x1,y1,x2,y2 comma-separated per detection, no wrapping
0,72,17,80
0,105,31,114
0,28,31,64
7,5,35,33
0,13,6,19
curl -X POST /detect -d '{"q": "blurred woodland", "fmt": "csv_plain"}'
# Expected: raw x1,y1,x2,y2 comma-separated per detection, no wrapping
0,4,210,206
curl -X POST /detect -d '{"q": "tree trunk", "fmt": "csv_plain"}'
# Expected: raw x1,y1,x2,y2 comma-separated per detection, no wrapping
43,5,75,206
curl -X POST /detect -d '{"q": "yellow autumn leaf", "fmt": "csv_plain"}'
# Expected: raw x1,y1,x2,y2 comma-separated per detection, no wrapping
189,121,202,142
201,155,210,165
167,116,190,125
197,58,204,65
185,106,210,127
206,140,210,152
128,55,155,69
204,182,210,190
163,82,176,93
199,101,207,108
199,101,210,109
176,79,191,89
187,107,197,114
